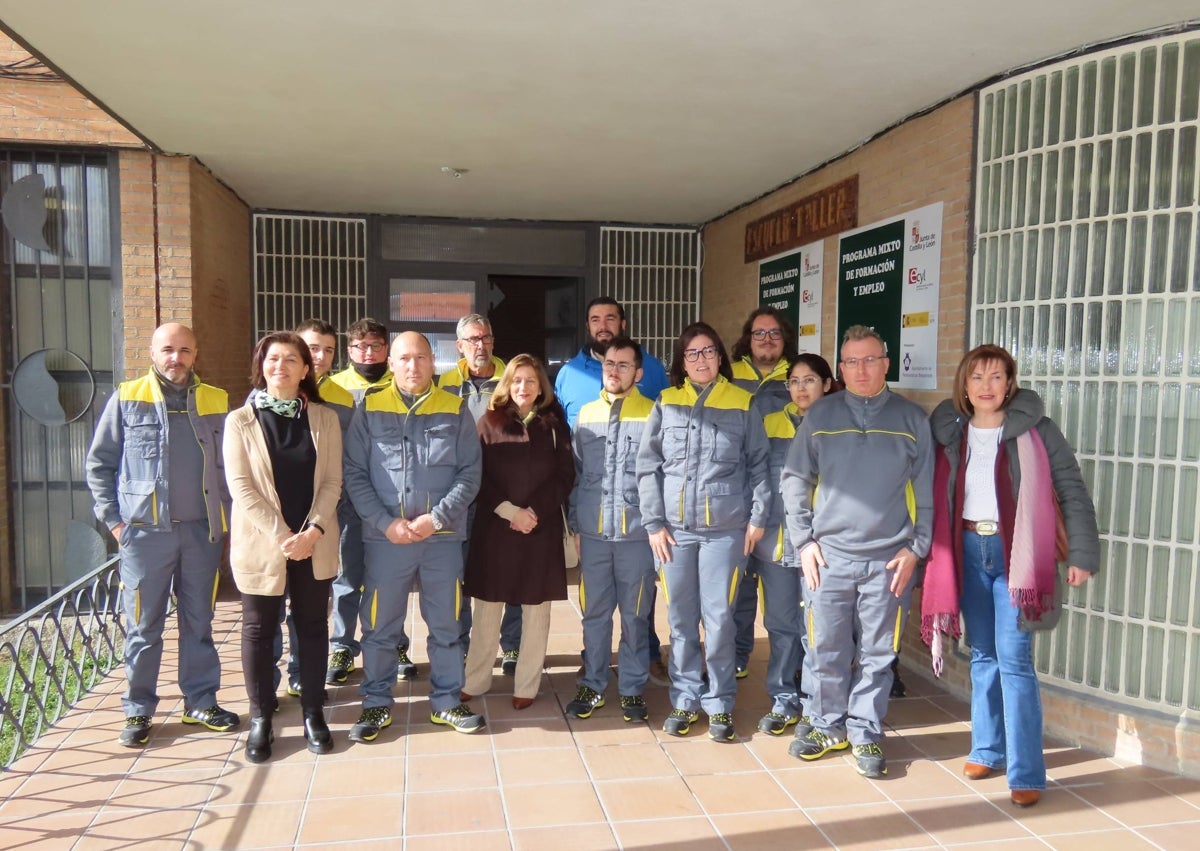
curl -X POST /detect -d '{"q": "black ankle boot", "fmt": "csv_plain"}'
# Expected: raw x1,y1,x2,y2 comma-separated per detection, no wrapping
304,710,333,754
245,717,273,763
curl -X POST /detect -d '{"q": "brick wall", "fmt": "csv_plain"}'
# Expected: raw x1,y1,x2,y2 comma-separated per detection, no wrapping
700,93,1199,779
0,34,142,148
116,152,251,397
701,95,974,413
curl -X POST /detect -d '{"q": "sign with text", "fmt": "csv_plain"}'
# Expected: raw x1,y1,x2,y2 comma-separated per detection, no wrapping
758,241,823,354
836,202,942,389
744,176,858,263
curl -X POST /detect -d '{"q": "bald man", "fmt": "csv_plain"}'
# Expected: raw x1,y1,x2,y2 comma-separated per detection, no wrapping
341,332,485,741
86,323,240,747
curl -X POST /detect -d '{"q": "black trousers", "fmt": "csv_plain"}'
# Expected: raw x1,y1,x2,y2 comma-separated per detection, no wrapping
241,558,332,717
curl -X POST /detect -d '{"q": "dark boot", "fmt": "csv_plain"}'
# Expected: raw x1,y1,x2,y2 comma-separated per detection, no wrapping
245,717,273,763
304,710,333,754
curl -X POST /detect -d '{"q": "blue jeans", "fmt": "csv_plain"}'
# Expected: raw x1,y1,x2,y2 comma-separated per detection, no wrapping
960,531,1046,791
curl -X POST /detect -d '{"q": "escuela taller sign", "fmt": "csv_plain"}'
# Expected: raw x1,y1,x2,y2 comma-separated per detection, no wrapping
744,175,858,263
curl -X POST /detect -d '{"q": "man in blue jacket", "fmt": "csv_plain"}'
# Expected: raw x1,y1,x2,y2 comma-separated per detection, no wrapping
85,323,240,747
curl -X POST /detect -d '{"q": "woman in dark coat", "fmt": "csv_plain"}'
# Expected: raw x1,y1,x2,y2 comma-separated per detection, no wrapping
463,354,575,710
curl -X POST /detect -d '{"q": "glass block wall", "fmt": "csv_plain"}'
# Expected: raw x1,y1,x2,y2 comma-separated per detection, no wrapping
973,33,1200,713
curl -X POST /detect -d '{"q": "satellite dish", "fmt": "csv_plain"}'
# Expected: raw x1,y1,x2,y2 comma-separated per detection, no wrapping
1,172,52,252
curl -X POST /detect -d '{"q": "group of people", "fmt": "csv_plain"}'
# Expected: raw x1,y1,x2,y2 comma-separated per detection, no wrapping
85,296,1098,808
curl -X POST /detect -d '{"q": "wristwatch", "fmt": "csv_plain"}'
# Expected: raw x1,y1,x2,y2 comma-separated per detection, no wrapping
430,515,444,532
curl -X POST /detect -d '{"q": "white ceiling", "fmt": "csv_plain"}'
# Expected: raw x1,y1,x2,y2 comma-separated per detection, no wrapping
2,1,1198,224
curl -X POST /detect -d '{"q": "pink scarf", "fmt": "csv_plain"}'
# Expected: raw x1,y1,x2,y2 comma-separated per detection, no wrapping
921,427,1059,675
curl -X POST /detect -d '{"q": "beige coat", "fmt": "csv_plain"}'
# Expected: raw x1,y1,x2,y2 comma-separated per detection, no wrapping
223,401,342,595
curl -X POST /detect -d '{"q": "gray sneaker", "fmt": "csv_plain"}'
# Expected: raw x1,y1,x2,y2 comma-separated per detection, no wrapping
708,713,736,743
430,703,485,734
119,715,151,747
396,646,418,681
348,706,392,743
565,685,606,718
326,649,354,684
853,742,888,778
663,708,699,737
620,695,648,723
757,711,798,735
788,727,849,761
500,649,519,676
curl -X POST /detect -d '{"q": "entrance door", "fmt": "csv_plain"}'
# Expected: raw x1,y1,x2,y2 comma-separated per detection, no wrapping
487,275,581,377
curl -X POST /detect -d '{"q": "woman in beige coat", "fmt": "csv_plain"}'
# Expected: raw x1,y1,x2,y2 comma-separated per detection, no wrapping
224,331,342,762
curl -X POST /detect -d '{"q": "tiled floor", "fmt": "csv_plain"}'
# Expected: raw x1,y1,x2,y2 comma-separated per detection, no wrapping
2,588,1198,850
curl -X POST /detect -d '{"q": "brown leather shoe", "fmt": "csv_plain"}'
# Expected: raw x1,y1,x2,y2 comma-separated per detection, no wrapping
1010,789,1041,808
459,691,473,702
963,761,995,780
512,697,534,710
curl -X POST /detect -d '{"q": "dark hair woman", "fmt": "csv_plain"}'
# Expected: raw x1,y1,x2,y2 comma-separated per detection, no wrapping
224,331,342,762
922,344,1099,808
637,322,771,742
748,353,840,736
462,354,575,710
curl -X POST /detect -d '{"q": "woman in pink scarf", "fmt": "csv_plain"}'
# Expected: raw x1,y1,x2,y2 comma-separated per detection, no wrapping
923,345,1099,808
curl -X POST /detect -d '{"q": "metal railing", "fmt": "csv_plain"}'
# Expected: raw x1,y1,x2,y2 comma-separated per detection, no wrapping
0,555,124,767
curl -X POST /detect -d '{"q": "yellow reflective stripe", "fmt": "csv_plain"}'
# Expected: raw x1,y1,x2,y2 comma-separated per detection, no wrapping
621,507,627,536
151,489,159,525
219,503,228,534
807,605,816,651
773,526,784,562
134,587,140,624
678,490,685,522
893,607,904,653
635,578,644,617
758,574,767,616
455,580,462,620
211,571,220,609
579,576,587,614
705,496,711,527
904,480,917,524
369,589,378,630
597,507,604,536
658,566,669,605
728,565,741,606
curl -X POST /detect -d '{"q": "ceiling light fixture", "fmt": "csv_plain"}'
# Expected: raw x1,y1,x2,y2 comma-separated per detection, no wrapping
440,166,468,179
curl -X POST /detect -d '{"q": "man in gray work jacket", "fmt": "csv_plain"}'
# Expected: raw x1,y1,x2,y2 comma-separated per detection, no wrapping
85,323,240,747
566,336,657,724
341,332,484,742
780,324,933,779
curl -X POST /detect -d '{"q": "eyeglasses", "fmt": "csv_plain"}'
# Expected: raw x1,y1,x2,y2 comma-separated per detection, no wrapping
786,377,822,390
841,356,885,369
683,346,719,362
349,342,386,354
751,328,783,341
460,334,494,347
603,360,637,374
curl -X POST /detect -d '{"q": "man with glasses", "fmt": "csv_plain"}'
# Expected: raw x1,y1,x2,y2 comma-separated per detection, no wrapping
555,296,671,684
326,319,422,683
437,313,521,672
730,307,800,679
780,325,932,779
565,336,657,723
730,307,799,418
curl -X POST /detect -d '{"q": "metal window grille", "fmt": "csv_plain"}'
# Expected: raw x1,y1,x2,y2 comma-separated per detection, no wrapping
253,214,367,361
973,32,1200,715
600,226,701,365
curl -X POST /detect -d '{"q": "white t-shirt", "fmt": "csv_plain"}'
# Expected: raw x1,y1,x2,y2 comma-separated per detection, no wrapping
963,424,1002,522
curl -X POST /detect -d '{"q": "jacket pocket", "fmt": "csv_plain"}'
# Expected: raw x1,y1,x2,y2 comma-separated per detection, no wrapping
423,424,457,466
118,478,158,525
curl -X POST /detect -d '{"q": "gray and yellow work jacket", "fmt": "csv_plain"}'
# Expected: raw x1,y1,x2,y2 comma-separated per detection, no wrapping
437,356,505,423
329,365,392,405
731,357,791,417
317,373,355,432
781,386,933,563
85,370,231,541
754,402,805,566
570,387,654,541
342,382,482,544
637,377,771,535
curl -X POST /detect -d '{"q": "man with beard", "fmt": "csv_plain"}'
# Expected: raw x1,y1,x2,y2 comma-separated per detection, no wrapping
86,323,240,747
